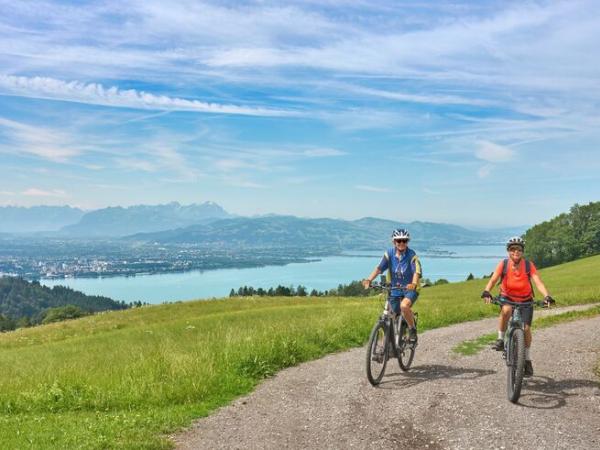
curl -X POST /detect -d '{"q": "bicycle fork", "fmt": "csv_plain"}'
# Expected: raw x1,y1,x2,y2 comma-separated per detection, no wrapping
503,324,520,366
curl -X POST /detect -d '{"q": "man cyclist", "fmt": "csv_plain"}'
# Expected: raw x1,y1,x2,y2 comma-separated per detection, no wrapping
362,229,422,343
481,236,554,377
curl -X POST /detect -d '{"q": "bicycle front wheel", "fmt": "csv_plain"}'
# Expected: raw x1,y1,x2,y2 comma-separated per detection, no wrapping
507,328,525,403
366,321,388,386
397,319,415,371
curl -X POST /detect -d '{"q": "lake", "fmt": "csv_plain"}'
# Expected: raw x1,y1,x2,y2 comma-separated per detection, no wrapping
40,244,505,303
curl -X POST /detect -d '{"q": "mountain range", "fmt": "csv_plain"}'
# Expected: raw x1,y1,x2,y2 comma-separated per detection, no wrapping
0,202,526,247
0,206,85,233
58,201,231,237
0,202,231,236
125,215,523,249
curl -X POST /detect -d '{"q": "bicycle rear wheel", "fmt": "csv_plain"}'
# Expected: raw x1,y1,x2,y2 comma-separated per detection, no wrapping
507,328,525,403
397,319,415,371
366,321,388,386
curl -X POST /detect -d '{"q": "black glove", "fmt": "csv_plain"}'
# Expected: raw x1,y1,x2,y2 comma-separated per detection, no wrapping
481,290,492,299
544,295,555,305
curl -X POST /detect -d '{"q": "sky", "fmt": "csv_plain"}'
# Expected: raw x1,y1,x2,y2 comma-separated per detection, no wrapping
1,0,599,227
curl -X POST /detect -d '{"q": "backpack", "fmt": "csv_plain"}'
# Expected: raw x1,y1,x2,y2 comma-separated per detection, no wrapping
498,258,534,297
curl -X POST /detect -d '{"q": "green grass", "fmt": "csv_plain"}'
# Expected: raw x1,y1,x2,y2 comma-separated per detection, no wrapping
2,254,600,449
453,304,600,355
453,332,497,356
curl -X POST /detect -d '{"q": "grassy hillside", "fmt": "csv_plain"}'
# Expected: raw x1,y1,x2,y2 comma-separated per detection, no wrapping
1,255,600,449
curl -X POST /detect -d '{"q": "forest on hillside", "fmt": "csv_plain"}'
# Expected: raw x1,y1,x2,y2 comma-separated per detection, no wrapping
525,201,600,268
0,277,131,331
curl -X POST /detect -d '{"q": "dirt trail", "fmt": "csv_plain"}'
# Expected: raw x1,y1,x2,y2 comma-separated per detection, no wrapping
174,304,600,449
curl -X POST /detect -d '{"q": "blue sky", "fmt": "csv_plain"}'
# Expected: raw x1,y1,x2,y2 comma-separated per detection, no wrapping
1,0,599,227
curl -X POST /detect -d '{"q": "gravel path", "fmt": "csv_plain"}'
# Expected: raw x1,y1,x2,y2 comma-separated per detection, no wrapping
173,304,600,450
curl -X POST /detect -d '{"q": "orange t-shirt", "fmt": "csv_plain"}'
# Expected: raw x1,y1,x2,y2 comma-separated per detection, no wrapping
493,259,537,301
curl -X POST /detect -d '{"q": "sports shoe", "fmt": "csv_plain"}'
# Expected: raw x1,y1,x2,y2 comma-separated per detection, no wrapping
492,339,504,351
408,327,418,345
524,360,534,377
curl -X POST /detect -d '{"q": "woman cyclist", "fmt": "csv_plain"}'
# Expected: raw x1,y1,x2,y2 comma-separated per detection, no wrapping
481,236,554,377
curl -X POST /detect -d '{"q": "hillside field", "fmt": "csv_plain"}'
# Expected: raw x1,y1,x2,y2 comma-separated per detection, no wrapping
1,255,600,449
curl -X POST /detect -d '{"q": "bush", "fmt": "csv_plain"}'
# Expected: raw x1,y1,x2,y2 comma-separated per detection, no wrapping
41,305,88,324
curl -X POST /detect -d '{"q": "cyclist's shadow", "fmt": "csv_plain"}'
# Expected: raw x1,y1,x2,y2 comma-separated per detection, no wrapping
517,375,599,409
377,364,495,390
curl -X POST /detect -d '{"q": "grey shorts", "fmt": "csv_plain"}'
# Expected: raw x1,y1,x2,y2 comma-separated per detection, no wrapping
499,296,533,326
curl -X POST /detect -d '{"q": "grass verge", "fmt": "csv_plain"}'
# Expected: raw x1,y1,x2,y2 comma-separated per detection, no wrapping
1,254,600,449
453,304,600,356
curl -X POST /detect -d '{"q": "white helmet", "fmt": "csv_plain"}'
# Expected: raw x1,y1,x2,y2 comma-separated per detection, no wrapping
506,236,525,250
391,228,410,241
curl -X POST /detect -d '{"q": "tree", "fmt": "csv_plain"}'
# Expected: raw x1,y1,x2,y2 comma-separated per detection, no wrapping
0,314,15,332
466,273,475,281
297,285,307,297
0,276,128,330
16,316,32,328
41,305,87,324
524,201,600,268
229,288,236,297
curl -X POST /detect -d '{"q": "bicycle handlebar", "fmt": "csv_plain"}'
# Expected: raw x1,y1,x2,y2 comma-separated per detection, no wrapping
368,282,407,290
490,297,549,308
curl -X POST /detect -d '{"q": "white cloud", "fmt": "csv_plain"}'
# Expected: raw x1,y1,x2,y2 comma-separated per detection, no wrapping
475,141,515,163
355,185,391,193
0,191,15,196
0,75,295,117
477,164,493,179
1,0,599,127
153,144,200,181
214,159,257,172
222,177,267,189
0,117,80,162
116,158,157,172
337,83,492,107
22,188,67,197
302,148,345,157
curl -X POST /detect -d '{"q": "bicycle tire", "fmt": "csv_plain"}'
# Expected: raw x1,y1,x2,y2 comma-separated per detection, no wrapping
507,328,525,403
397,319,415,371
366,321,388,386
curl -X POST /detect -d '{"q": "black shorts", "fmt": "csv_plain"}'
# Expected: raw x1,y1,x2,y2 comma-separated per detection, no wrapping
499,296,533,326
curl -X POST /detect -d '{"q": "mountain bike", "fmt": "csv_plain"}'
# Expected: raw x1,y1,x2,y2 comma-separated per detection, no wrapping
365,279,418,386
490,297,549,403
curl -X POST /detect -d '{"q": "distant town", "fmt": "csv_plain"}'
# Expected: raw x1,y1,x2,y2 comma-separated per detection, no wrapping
0,238,322,280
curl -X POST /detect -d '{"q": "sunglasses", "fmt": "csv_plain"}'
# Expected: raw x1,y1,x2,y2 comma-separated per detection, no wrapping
394,239,409,244
508,246,523,252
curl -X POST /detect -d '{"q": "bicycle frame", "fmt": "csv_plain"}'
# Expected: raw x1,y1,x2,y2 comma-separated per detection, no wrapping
504,305,526,366
366,281,419,384
373,283,416,356
493,298,533,361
